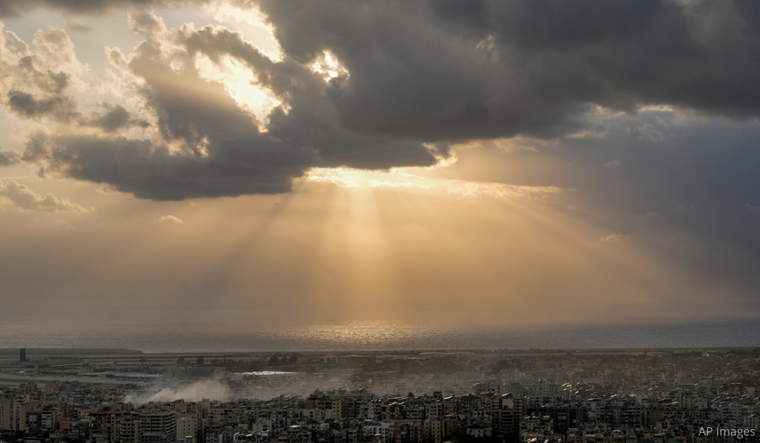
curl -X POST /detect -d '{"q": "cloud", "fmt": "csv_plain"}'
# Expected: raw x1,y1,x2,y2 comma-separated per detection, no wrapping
92,104,150,132
637,123,667,143
16,13,438,200
0,150,20,166
746,204,760,214
7,89,81,122
493,138,540,153
600,233,632,242
65,22,94,33
6,1,760,122
602,159,621,169
0,26,84,124
5,1,760,204
253,0,760,141
158,214,183,223
0,179,89,212
92,104,130,131
0,0,213,18
0,25,150,133
0,26,76,101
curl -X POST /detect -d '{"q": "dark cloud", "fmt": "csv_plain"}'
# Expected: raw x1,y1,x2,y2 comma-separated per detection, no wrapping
6,0,760,129
431,0,665,49
734,0,760,35
16,24,319,199
6,89,149,131
0,150,20,166
21,17,438,200
9,0,760,202
6,87,149,132
24,133,309,200
251,0,760,141
93,104,150,132
179,24,438,167
7,89,80,122
16,57,71,95
94,104,131,131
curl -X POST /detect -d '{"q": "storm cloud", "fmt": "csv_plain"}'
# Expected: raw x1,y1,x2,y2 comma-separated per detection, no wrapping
252,0,760,140
3,0,760,202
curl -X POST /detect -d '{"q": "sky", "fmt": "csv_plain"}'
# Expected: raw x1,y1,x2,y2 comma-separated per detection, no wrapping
1,0,760,333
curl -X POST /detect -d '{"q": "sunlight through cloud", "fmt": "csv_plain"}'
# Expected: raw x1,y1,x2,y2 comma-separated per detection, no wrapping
305,167,563,201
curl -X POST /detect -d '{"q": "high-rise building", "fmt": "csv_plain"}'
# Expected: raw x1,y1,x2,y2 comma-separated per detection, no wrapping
139,411,177,443
495,393,524,439
119,415,140,443
1,395,22,432
91,410,140,443
176,413,197,442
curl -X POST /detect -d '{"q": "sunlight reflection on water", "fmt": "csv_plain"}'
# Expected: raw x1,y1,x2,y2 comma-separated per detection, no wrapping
1,320,758,353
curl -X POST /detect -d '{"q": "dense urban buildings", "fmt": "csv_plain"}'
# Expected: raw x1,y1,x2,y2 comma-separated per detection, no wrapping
1,348,760,443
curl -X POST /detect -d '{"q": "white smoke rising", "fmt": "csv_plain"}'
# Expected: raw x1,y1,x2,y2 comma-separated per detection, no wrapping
122,374,363,407
125,378,231,405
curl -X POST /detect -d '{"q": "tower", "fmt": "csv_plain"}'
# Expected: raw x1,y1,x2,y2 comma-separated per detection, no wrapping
19,348,26,362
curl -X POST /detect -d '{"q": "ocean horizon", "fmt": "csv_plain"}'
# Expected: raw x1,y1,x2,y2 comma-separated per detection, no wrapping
1,319,758,353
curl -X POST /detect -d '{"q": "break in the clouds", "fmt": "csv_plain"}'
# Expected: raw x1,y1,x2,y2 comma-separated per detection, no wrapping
1,0,760,200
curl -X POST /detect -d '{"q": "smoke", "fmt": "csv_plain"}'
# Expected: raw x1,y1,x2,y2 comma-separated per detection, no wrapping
125,378,231,405
122,374,361,406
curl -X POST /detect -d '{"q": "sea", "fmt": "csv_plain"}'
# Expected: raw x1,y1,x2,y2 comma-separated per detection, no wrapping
0,319,758,353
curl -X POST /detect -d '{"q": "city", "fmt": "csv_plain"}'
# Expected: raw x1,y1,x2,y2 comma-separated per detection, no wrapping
2,348,759,443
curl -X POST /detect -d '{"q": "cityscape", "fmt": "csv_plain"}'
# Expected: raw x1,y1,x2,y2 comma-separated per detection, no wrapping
2,347,760,443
